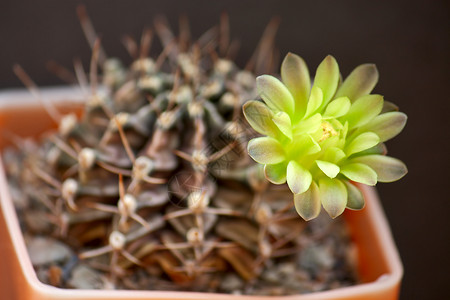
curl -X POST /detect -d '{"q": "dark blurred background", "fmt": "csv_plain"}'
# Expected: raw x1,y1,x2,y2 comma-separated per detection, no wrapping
0,0,448,299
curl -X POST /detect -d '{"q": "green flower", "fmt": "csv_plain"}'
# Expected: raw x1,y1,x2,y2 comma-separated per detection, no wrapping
243,53,407,220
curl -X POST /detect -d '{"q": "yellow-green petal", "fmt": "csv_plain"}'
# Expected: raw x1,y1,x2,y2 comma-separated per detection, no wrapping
344,181,365,210
281,53,310,118
264,162,287,184
323,97,351,119
313,55,340,108
287,160,312,194
350,155,407,182
248,137,285,164
319,178,347,219
316,160,340,178
345,132,380,156
357,112,407,142
272,111,292,140
335,64,378,102
304,86,323,119
340,163,377,186
322,147,346,164
256,75,295,116
294,182,321,221
293,113,322,135
344,94,384,128
243,100,281,138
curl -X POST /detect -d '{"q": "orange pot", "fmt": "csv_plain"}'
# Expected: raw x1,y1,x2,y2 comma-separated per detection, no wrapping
0,87,403,300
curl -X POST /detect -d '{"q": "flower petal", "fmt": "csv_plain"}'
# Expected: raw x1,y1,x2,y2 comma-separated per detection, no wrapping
381,100,399,113
247,137,285,164
358,112,407,142
340,163,377,186
323,147,346,164
350,155,407,182
287,160,312,194
323,97,351,119
319,178,347,219
293,113,322,135
290,134,321,156
281,53,310,118
264,162,287,184
344,181,365,210
350,143,387,157
256,75,295,116
344,95,384,128
272,111,292,140
243,100,281,138
335,64,379,101
313,55,340,108
304,86,323,118
294,181,321,220
345,132,380,156
316,160,340,178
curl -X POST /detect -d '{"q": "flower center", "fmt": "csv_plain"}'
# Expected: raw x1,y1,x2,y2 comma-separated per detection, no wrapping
319,121,338,142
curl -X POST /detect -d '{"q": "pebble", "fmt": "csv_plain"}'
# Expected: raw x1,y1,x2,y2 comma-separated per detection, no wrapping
27,237,72,266
68,265,104,289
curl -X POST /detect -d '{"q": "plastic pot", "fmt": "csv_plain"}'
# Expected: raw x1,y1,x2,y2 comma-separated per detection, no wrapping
0,87,403,300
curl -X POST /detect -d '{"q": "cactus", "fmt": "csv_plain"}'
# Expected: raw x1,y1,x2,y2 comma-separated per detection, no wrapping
5,10,359,295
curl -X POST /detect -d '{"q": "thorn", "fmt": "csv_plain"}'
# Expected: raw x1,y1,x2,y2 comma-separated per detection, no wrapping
121,35,138,59
96,161,132,176
142,175,166,184
46,60,77,84
113,114,136,164
79,245,113,259
121,249,144,266
155,39,177,70
73,58,89,95
219,12,230,56
173,149,194,163
178,14,191,52
76,4,107,64
118,173,125,199
13,64,62,123
226,39,240,59
197,26,219,54
246,16,280,73
90,38,101,95
154,15,176,57
49,136,78,159
167,68,181,110
139,28,153,60
208,141,237,163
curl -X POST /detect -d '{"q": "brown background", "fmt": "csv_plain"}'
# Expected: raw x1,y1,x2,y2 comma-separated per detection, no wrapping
0,0,449,299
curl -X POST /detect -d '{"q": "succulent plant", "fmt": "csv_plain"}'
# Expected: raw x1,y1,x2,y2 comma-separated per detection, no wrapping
243,52,407,220
4,10,359,295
